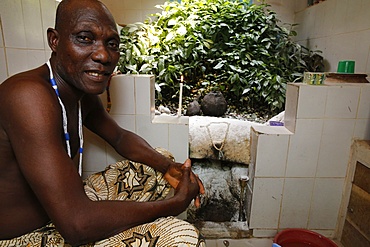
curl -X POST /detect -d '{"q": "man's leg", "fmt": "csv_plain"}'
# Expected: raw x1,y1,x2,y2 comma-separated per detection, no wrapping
0,223,70,247
82,149,206,247
83,148,173,202
91,216,205,247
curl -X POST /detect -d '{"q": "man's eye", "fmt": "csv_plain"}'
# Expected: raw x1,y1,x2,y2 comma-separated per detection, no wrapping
77,36,92,43
108,40,119,49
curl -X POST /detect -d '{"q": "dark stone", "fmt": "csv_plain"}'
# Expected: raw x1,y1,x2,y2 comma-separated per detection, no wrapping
186,99,201,116
201,91,227,117
188,198,238,222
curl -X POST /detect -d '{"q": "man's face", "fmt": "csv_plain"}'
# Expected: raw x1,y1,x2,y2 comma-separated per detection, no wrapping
55,5,120,95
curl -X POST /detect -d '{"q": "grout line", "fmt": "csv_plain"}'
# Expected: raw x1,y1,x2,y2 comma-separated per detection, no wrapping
0,16,9,78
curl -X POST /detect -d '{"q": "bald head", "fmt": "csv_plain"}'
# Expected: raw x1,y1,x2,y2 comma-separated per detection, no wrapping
55,0,116,31
47,0,120,94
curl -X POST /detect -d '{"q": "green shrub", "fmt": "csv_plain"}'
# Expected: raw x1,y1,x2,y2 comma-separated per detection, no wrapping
117,0,321,116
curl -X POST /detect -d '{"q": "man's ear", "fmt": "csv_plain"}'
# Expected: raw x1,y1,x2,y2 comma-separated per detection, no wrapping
47,28,59,52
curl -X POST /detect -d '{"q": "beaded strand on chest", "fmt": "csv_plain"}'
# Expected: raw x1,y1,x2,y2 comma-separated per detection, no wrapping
46,61,83,176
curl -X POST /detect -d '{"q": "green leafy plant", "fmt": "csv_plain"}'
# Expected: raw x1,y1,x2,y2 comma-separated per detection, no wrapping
118,0,321,116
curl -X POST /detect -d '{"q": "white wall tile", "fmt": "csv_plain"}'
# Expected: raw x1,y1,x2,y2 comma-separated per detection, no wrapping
266,0,294,24
280,178,314,228
0,19,3,48
6,48,28,76
27,50,47,69
308,178,345,229
123,0,142,10
136,115,169,149
81,171,96,180
358,0,370,30
44,50,52,61
249,128,258,190
311,1,327,39
320,1,336,37
109,75,135,115
22,0,45,50
293,11,305,41
40,0,56,50
352,30,370,74
357,84,370,119
110,114,136,133
316,119,356,177
204,239,217,247
122,10,143,25
146,0,166,6
325,34,357,71
294,0,307,12
0,49,7,83
249,178,284,228
325,85,360,119
302,7,315,39
332,0,350,35
255,134,289,177
142,9,160,21
135,75,154,116
306,37,327,58
286,119,323,177
353,119,370,142
284,84,299,133
345,0,368,32
296,84,327,119
251,229,277,238
1,0,27,49
83,128,108,173
169,124,189,163
105,143,124,165
99,0,120,12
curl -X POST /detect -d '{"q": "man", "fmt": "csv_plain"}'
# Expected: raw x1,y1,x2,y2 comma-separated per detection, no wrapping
0,0,205,246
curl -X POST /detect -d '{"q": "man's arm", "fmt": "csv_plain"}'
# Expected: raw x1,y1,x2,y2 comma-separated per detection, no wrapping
83,94,174,174
2,78,199,245
83,93,205,202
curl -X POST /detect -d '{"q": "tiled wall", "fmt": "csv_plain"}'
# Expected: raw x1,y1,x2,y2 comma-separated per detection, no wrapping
0,0,57,83
294,0,370,75
249,82,370,238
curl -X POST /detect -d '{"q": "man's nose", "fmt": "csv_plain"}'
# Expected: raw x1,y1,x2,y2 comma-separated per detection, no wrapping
91,43,110,64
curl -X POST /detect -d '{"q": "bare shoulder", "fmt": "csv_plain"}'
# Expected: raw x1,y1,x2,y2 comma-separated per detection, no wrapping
0,65,57,125
0,66,54,112
0,65,51,100
0,64,62,163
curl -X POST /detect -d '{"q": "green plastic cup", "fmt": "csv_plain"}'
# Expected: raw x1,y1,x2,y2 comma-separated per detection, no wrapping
337,60,355,73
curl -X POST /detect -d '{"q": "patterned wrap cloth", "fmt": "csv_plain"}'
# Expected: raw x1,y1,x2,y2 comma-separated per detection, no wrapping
0,149,206,247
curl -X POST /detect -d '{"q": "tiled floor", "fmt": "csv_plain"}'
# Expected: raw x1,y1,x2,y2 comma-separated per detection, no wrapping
205,238,344,247
205,238,273,247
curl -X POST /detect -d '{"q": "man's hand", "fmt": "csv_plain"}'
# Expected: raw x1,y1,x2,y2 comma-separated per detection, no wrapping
164,159,205,208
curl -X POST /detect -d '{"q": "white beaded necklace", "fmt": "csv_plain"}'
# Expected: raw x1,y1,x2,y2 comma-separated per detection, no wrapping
46,61,83,176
